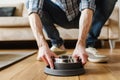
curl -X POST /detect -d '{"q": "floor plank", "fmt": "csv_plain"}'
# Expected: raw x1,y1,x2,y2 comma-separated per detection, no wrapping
11,62,47,80
46,76,79,80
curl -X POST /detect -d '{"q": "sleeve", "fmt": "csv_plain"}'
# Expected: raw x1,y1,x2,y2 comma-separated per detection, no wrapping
79,0,96,12
25,0,44,15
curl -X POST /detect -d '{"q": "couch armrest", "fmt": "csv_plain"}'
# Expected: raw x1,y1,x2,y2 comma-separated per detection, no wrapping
0,17,29,27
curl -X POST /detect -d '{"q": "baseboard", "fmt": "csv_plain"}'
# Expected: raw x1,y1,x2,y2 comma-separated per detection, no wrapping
115,41,120,48
0,40,102,49
0,41,38,49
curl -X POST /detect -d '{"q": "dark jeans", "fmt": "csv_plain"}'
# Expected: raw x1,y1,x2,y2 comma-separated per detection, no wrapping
41,0,117,48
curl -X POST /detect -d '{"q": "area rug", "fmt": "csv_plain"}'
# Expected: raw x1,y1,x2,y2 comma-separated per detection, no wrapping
0,50,37,70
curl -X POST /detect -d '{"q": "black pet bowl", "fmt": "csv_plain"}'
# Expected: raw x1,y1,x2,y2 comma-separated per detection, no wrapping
44,55,85,76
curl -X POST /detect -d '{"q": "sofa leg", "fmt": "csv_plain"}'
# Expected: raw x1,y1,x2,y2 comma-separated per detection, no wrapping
101,40,105,48
109,40,115,49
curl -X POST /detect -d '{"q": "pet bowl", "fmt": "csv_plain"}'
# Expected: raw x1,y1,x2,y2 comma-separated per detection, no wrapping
44,55,85,76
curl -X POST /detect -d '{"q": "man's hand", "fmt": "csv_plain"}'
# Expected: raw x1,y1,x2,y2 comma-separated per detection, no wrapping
72,9,93,65
37,46,58,69
29,13,58,69
72,44,88,65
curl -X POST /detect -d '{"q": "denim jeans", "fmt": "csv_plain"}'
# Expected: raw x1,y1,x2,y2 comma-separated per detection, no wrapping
41,0,117,47
86,0,117,47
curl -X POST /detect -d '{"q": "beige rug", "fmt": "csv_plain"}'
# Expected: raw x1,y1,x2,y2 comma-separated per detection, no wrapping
0,50,37,70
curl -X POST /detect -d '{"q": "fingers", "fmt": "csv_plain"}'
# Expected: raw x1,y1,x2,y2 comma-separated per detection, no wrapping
39,55,54,69
41,56,49,65
36,55,42,61
81,54,88,65
38,52,57,69
52,53,59,58
46,52,59,69
72,54,78,58
72,53,88,65
46,55,54,69
39,55,54,68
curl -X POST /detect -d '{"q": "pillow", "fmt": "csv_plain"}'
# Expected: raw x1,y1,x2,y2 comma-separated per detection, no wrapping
0,7,16,16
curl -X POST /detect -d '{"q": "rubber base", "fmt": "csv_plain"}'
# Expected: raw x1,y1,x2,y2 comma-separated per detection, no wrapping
44,66,85,76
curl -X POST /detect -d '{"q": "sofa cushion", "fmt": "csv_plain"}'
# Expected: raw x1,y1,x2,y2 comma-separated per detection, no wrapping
0,17,29,27
98,26,108,39
104,20,110,26
0,7,16,16
0,3,23,16
0,28,35,41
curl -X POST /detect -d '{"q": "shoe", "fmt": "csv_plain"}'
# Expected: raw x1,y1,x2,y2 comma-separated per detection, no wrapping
86,47,109,63
50,45,66,55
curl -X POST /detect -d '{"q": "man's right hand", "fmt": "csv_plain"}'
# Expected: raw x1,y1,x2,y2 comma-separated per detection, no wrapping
28,13,58,69
37,46,58,69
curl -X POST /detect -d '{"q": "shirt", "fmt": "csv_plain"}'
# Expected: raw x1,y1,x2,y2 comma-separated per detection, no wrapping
25,0,96,21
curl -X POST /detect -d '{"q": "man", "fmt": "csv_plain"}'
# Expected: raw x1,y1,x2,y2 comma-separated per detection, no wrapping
25,0,117,69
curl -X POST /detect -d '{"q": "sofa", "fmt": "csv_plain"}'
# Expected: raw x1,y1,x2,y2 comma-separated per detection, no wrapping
0,2,119,49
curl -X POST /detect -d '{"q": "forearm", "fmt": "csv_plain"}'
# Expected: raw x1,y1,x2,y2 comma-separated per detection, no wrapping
77,9,93,46
29,13,48,48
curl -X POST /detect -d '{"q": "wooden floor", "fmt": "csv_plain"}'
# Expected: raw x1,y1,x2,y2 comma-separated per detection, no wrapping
0,49,120,80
